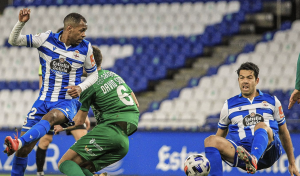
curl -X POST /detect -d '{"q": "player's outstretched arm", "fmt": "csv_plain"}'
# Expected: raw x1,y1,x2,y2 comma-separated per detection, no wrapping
8,8,30,46
54,110,88,134
288,89,300,109
278,123,300,176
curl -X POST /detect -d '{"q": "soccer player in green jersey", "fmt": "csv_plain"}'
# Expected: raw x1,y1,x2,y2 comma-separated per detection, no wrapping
289,56,300,109
54,46,140,176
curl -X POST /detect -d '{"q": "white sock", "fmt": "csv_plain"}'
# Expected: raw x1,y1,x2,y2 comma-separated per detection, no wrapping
37,171,44,176
17,139,22,150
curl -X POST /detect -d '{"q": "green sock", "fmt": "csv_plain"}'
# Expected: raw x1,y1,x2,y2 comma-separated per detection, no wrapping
59,160,85,176
81,167,94,176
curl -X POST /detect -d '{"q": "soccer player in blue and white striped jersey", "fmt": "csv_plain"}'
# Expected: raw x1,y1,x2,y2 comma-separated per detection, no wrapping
204,62,299,176
3,8,98,176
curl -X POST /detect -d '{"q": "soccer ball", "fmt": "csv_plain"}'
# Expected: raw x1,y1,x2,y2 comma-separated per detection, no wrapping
184,154,210,176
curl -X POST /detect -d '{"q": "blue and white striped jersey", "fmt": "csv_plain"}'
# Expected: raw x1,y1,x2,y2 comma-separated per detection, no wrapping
218,90,285,143
26,30,97,102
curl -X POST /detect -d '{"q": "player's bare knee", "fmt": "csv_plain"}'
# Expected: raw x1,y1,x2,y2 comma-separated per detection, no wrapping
254,122,268,131
204,135,218,147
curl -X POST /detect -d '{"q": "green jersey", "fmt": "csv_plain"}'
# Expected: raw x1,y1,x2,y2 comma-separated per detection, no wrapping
79,69,139,136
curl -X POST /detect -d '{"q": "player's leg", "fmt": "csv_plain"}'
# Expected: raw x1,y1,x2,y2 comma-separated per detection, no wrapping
58,149,90,176
16,99,81,150
18,109,66,148
251,122,274,159
36,133,54,176
204,135,236,176
70,126,87,141
11,131,39,176
237,122,274,173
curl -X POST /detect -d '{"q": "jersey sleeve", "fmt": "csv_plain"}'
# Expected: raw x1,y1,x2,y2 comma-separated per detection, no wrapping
84,43,97,74
274,96,286,126
8,21,50,48
218,100,230,129
27,31,51,48
79,86,96,112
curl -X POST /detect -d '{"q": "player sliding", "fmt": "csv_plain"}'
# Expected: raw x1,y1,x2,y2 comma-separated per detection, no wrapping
54,45,140,176
204,62,300,176
4,8,98,176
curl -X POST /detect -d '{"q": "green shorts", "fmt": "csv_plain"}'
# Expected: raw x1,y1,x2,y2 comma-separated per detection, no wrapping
70,123,129,172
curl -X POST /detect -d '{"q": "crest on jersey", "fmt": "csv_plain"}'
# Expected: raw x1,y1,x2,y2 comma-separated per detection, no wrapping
243,113,264,126
73,50,80,59
279,106,284,118
90,54,95,67
50,57,72,75
262,101,269,108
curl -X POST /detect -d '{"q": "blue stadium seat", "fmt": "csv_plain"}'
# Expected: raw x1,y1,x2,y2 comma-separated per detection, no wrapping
134,45,144,55
106,37,117,46
228,21,240,35
242,44,255,53
30,81,39,90
168,89,180,100
234,11,246,22
280,21,292,31
206,66,219,76
13,0,24,6
224,55,237,65
128,37,140,46
95,38,105,46
151,55,162,66
211,32,222,45
250,0,263,12
7,81,19,90
261,31,275,42
153,37,163,45
144,66,156,80
140,37,151,46
118,37,128,45
174,54,186,68
191,43,203,57
147,101,160,112
155,65,167,80
0,81,8,90
135,76,148,92
187,77,200,87
114,59,126,68
164,37,176,46
138,55,151,66
20,81,31,90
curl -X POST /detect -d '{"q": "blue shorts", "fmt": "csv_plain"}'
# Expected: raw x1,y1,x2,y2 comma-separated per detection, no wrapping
22,98,81,133
223,131,282,170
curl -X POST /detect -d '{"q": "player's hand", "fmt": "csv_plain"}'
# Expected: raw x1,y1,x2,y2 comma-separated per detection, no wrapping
85,116,90,131
288,89,300,109
54,125,64,135
19,8,31,23
65,86,82,98
288,164,300,176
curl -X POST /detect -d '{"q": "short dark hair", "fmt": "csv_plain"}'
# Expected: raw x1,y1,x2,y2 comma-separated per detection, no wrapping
56,27,64,33
92,46,102,67
63,13,87,29
237,62,259,79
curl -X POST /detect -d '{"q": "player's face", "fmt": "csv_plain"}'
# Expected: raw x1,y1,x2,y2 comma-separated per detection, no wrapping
238,70,259,97
69,20,87,46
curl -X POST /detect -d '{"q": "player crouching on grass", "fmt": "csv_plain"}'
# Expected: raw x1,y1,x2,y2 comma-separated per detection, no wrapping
54,46,140,176
204,62,300,176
